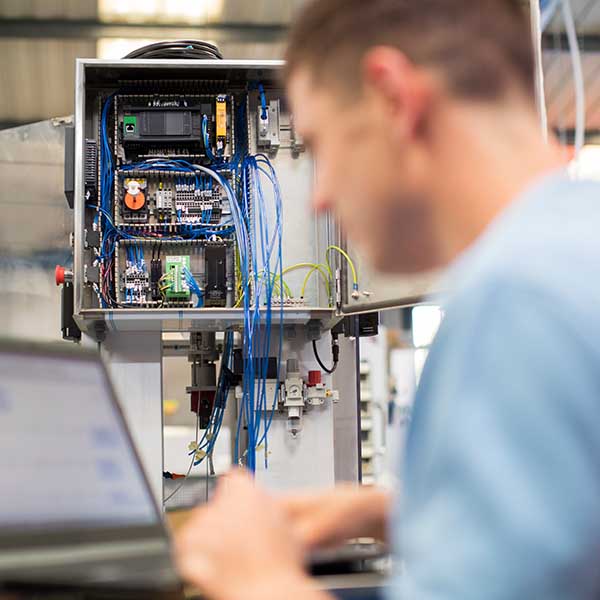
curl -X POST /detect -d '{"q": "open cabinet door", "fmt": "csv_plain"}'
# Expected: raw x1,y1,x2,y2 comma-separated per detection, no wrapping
333,236,444,315
0,118,71,260
310,155,444,316
0,118,73,340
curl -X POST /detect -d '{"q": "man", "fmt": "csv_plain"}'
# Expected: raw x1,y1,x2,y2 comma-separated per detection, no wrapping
176,1,600,598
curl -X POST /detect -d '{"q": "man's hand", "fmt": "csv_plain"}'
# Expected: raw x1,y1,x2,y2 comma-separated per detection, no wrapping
174,469,330,600
279,484,392,552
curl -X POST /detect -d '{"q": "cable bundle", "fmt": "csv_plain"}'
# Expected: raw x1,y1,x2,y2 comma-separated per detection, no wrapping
183,265,204,308
94,89,286,474
163,330,235,505
190,330,234,466
231,154,284,471
123,40,223,61
124,243,148,304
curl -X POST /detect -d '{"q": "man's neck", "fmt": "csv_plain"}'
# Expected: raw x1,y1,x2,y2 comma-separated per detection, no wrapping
430,98,566,263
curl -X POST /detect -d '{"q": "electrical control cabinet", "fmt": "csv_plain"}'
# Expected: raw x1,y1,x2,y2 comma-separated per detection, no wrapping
72,59,435,339
72,60,342,337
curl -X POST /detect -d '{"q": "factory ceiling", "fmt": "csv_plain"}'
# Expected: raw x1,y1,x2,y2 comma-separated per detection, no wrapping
0,0,599,134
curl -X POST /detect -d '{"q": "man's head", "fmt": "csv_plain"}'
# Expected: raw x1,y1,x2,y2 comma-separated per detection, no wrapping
285,0,538,273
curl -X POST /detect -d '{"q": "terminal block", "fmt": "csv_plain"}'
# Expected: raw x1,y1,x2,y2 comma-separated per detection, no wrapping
165,256,191,301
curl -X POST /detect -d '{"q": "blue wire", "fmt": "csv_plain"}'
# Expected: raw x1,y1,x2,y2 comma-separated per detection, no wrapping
183,266,204,308
229,149,284,470
540,0,560,31
258,83,268,120
191,331,234,466
98,95,283,468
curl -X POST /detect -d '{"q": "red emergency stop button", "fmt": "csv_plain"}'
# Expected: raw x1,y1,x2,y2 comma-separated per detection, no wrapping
55,265,66,286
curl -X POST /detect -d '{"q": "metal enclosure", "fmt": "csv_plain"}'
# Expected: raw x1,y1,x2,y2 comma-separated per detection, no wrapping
73,59,338,337
0,119,72,341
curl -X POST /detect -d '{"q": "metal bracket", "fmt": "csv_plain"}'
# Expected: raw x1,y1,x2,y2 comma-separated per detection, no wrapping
257,99,281,150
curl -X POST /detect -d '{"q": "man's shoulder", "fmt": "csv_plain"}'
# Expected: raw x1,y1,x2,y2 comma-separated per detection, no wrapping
446,174,600,318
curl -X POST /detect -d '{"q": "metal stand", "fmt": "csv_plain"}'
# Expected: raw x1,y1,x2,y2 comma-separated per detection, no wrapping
101,331,164,503
254,329,358,490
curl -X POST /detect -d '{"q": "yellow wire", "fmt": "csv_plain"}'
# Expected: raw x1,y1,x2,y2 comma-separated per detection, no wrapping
268,272,292,298
302,267,332,298
234,245,243,307
282,262,329,278
282,262,331,297
326,245,358,284
233,273,289,308
301,267,322,298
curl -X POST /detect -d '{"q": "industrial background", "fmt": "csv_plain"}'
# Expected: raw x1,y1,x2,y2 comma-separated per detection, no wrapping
0,0,595,497
0,0,597,132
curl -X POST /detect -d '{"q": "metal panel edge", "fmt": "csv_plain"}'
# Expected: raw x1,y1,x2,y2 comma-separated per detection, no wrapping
77,58,285,69
74,58,86,319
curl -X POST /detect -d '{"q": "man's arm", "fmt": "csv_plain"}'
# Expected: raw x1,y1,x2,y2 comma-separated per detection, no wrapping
174,470,332,600
279,485,392,550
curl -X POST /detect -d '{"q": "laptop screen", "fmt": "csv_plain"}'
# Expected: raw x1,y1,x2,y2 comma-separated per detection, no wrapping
0,350,158,530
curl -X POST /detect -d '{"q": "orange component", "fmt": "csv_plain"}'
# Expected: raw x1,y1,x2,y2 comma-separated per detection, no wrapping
216,97,227,138
124,191,146,211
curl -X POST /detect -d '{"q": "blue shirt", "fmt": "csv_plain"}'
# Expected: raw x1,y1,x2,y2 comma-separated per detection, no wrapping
393,172,600,599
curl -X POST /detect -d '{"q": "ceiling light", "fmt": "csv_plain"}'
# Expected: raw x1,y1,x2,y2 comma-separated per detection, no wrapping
99,0,224,24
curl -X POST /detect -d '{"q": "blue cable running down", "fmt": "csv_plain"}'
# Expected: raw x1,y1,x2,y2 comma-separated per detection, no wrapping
188,331,235,467
230,150,284,471
183,266,204,308
95,90,285,474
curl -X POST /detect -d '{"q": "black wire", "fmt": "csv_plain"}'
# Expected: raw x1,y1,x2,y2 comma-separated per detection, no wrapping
123,40,223,60
312,339,338,374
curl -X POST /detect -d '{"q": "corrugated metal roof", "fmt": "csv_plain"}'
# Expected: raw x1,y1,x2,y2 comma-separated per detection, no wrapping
0,38,96,123
0,0,599,129
544,50,600,133
0,0,306,25
0,0,97,20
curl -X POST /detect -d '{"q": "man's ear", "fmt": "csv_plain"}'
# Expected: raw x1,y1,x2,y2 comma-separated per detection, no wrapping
361,46,434,142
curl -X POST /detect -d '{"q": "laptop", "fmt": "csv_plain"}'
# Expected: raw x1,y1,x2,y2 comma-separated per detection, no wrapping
0,339,182,597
